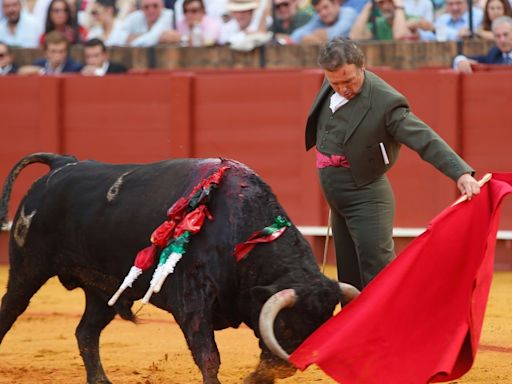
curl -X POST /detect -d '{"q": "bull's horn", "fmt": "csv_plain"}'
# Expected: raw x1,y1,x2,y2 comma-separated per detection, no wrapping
259,288,297,361
338,282,360,306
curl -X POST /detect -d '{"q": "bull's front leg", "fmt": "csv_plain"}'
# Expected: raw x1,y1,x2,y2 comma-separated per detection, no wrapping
175,308,221,384
169,275,222,384
76,290,116,384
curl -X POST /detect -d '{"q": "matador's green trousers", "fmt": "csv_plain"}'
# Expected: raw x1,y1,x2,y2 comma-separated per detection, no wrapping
319,166,396,290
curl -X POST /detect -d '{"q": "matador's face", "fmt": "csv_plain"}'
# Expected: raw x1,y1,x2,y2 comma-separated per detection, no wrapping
324,64,365,100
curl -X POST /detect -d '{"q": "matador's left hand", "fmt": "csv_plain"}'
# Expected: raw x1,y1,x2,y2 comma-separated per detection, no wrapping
456,173,480,200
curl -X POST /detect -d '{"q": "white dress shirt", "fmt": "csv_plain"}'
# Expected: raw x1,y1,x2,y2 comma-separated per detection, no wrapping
0,11,41,48
329,91,349,113
31,0,52,30
218,0,271,45
404,0,434,23
0,64,14,75
92,61,110,76
503,52,512,64
121,8,173,47
87,20,129,46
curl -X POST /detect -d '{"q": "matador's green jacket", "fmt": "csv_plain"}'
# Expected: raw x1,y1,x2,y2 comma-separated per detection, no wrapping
305,70,473,186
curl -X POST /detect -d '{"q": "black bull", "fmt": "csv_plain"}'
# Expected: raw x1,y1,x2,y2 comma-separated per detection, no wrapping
0,153,358,384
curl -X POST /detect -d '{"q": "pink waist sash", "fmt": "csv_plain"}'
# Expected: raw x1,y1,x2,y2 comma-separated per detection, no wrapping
316,149,350,169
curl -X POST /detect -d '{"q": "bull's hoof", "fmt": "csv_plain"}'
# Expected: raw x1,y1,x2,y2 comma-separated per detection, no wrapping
87,377,112,384
243,372,274,384
203,378,221,384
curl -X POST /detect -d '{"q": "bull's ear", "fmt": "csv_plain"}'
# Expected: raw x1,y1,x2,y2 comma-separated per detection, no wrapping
250,285,279,305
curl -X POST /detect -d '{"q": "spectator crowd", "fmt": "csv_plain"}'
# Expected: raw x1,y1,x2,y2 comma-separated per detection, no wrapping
1,0,512,74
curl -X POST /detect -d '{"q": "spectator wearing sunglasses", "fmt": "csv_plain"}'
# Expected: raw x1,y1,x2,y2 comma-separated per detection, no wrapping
270,0,311,44
0,42,19,75
172,0,228,25
87,0,128,46
121,0,178,46
40,0,88,45
175,0,222,46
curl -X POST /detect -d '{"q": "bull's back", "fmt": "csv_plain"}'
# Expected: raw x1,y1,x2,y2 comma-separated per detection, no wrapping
12,159,205,264
17,157,280,272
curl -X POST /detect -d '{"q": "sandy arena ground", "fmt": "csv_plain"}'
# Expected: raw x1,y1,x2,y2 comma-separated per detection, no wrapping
0,265,510,384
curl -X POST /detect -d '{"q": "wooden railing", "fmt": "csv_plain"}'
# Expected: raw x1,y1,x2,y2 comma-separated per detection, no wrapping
11,40,495,70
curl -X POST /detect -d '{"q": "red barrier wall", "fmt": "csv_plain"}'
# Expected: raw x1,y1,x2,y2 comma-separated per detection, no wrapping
0,77,62,233
460,71,512,228
373,69,463,226
1,69,511,268
0,77,63,265
62,73,194,162
190,69,325,225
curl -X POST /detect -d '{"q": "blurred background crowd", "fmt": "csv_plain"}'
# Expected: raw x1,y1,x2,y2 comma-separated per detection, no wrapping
1,0,511,74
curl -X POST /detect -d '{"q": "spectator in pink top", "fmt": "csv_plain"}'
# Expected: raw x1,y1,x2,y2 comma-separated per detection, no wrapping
176,0,222,46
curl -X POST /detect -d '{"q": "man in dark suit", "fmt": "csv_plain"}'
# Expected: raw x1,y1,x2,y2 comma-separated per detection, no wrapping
0,42,19,75
455,15,512,73
80,38,127,76
306,38,480,290
18,31,82,75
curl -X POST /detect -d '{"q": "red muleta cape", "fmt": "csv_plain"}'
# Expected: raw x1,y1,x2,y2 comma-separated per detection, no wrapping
290,172,512,384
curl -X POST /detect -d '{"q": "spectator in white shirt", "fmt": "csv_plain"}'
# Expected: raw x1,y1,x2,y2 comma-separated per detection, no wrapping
219,0,272,49
0,0,41,47
31,0,53,30
116,0,137,22
87,0,128,46
434,0,483,41
121,0,177,46
404,0,433,23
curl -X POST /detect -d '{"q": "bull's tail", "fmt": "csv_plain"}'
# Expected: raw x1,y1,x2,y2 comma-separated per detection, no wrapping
0,152,78,230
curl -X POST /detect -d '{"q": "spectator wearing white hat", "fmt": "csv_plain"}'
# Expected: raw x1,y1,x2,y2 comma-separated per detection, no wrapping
219,0,272,49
